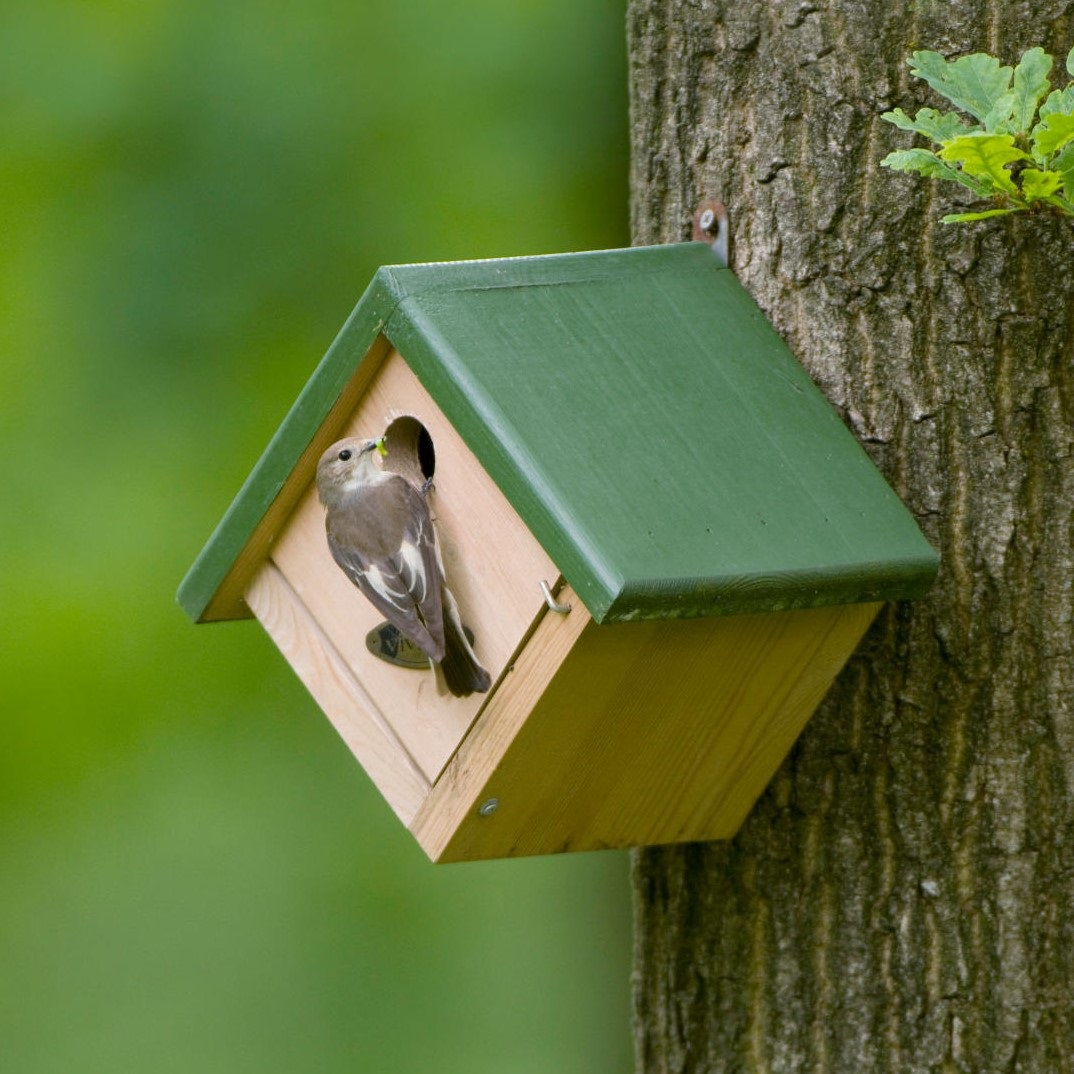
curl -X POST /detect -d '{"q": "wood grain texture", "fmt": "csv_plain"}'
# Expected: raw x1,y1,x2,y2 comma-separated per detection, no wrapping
629,3,1074,1072
412,591,879,862
269,348,557,783
245,560,429,825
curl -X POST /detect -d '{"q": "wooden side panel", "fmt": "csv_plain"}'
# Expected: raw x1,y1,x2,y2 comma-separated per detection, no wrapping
270,349,558,784
245,561,430,825
412,598,882,861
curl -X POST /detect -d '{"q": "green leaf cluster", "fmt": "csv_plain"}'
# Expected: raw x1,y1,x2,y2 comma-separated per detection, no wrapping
880,45,1074,223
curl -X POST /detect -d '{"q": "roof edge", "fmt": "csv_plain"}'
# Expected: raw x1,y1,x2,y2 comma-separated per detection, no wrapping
176,268,407,622
603,552,940,623
377,242,725,299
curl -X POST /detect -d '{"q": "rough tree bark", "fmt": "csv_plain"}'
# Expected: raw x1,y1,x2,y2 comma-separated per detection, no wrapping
628,3,1074,1072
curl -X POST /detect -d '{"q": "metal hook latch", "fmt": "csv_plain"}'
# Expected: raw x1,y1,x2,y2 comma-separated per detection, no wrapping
539,579,571,614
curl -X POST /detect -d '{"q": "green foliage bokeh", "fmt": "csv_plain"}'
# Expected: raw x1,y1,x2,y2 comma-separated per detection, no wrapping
0,1,632,1070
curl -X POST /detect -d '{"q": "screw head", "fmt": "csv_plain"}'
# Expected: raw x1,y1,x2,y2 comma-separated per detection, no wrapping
478,797,499,817
698,208,716,232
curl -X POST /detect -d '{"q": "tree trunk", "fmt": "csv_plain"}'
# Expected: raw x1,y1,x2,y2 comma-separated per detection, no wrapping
628,3,1074,1072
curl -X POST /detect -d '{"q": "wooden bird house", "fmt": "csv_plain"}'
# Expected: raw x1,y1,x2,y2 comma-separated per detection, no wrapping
178,243,938,862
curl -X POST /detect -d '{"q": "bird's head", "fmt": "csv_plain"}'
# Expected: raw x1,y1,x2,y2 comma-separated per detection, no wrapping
316,435,388,505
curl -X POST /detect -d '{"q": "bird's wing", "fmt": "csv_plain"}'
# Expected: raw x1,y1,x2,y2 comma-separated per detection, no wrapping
326,481,446,661
398,481,447,656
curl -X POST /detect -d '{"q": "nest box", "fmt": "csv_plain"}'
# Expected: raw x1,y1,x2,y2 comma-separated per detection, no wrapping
178,243,937,862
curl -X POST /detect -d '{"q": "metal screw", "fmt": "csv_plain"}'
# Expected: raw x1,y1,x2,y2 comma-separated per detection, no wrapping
478,797,499,817
698,207,716,232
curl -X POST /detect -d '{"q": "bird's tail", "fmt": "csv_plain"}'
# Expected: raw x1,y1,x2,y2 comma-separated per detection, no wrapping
439,589,492,697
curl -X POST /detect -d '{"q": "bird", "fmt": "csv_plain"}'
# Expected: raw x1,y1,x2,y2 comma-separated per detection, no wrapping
315,435,492,697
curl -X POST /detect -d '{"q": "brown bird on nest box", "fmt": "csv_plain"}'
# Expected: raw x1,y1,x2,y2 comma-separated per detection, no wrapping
316,435,491,697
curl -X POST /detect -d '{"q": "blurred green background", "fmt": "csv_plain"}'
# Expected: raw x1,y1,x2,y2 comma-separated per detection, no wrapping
0,1,632,1070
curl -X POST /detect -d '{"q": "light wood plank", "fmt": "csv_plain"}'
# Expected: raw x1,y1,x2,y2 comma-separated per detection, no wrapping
412,599,881,861
245,560,430,825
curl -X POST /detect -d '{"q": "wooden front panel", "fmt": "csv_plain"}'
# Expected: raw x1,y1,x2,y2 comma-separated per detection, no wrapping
412,597,882,861
261,346,558,796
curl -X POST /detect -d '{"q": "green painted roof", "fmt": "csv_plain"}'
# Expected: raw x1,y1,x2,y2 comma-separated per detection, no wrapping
178,243,938,624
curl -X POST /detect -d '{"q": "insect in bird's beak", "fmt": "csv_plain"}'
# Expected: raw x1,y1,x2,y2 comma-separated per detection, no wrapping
374,436,388,457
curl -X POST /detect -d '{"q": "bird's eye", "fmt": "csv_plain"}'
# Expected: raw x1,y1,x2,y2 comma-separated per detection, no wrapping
338,449,352,461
